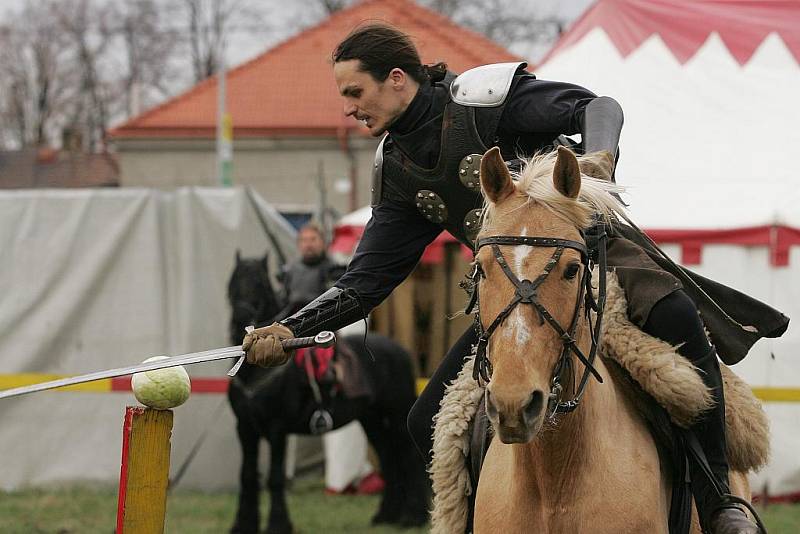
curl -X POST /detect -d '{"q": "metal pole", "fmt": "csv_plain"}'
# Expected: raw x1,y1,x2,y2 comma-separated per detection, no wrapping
317,159,330,240
217,47,232,187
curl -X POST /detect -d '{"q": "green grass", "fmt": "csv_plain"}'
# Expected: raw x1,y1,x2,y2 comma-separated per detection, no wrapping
759,503,800,533
0,478,427,533
0,479,798,533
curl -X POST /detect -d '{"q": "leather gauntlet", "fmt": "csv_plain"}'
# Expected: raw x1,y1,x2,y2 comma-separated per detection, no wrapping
280,287,366,338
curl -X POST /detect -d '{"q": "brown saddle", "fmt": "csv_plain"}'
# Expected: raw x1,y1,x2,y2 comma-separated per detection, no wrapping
293,336,374,400
332,337,374,400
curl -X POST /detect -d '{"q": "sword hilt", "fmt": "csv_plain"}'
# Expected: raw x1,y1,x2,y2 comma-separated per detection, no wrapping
227,330,336,377
281,331,336,350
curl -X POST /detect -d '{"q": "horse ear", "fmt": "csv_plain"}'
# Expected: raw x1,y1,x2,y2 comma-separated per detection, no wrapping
480,146,515,204
553,146,581,199
235,249,241,264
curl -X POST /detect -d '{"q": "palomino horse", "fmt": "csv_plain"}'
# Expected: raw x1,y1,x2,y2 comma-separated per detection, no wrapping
471,146,749,533
227,252,429,534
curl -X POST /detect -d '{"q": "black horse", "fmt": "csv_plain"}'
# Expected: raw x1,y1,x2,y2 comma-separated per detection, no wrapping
227,251,429,534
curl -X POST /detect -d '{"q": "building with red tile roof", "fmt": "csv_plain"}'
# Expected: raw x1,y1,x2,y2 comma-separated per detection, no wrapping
111,0,519,140
110,0,522,216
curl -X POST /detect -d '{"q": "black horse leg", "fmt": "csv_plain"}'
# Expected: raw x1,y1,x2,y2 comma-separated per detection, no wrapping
230,411,262,534
391,414,430,527
384,386,432,528
265,424,293,534
360,413,405,526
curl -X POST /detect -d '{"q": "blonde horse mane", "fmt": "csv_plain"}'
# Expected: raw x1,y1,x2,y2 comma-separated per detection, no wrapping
481,150,627,232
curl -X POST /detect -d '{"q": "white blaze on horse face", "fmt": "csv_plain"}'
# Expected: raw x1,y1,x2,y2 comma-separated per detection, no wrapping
501,227,533,346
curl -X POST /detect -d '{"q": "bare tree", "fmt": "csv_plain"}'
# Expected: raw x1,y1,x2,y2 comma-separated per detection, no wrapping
0,0,272,149
108,0,181,118
0,1,74,148
0,25,30,147
420,0,570,61
177,0,269,82
315,0,353,14
426,0,461,16
51,0,115,151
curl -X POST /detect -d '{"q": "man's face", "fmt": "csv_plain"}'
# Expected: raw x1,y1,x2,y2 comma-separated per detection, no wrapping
298,228,325,262
333,59,414,136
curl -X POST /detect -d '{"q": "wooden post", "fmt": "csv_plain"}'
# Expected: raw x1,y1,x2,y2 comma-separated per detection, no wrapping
429,259,449,374
391,276,417,356
448,246,474,348
116,406,173,534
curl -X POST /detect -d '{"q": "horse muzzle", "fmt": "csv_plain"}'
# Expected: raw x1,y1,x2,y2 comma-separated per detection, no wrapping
486,388,546,443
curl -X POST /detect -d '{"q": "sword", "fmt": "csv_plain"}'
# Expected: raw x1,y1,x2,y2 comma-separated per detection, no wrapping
0,331,336,401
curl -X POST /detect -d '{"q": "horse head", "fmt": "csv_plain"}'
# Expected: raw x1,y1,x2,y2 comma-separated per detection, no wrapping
475,145,622,444
228,250,282,345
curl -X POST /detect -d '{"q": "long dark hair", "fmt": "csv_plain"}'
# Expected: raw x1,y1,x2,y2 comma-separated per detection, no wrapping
332,22,447,85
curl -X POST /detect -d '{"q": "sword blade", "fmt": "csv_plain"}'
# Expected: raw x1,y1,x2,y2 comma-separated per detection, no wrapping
0,346,244,400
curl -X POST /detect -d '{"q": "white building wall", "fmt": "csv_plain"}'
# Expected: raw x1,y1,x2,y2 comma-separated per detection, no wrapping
115,136,381,216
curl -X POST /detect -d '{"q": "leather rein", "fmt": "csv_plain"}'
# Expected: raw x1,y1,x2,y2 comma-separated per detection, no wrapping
466,228,609,420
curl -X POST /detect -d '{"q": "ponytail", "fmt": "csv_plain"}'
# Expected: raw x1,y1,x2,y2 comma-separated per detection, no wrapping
421,62,447,84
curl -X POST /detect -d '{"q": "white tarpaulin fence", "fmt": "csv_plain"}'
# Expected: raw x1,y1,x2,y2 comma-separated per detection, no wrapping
0,187,296,490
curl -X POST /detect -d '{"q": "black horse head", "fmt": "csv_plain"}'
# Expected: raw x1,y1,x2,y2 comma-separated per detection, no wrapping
228,250,282,345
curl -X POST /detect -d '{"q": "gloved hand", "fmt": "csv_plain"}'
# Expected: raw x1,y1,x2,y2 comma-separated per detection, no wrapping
242,322,295,367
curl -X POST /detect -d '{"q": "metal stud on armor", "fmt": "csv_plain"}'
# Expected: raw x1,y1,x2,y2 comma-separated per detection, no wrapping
463,208,484,243
458,153,483,189
376,63,525,248
415,190,448,224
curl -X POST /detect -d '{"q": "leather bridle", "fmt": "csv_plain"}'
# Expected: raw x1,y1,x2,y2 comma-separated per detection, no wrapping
466,227,609,420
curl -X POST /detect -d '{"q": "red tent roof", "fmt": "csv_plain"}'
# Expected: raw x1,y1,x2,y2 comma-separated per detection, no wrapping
543,0,800,66
110,0,521,139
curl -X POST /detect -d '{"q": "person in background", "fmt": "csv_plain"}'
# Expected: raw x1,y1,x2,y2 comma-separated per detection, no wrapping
280,221,382,496
279,222,344,314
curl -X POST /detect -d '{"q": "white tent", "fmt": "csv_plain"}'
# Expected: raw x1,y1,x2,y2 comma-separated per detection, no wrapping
537,0,799,498
0,187,296,490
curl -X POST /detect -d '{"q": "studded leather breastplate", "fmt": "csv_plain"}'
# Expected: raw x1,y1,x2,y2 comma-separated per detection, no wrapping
380,97,506,248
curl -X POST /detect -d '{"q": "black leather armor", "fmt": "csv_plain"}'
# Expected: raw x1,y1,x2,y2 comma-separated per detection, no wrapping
378,64,524,248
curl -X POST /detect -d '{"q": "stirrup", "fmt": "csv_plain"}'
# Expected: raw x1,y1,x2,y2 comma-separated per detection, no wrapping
708,494,766,533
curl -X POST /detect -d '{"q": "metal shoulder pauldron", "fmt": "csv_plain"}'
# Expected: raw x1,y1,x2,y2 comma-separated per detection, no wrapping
450,62,527,107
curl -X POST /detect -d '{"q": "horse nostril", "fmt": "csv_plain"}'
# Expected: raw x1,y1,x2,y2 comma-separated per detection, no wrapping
523,390,545,426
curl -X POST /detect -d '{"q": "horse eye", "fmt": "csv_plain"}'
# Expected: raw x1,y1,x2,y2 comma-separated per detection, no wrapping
563,263,580,280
